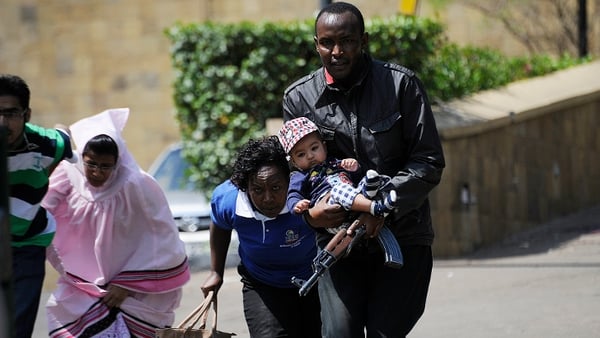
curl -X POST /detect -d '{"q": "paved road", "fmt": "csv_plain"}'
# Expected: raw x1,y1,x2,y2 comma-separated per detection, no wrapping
33,205,600,337
411,205,600,338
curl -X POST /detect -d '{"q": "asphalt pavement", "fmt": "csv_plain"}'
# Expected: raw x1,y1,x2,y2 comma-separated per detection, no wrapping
33,204,600,337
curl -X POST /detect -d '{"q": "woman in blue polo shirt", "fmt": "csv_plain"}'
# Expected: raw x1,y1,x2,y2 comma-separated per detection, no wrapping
201,136,321,338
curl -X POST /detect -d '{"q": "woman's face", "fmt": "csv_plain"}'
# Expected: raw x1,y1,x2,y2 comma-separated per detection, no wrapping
247,164,289,218
82,150,117,187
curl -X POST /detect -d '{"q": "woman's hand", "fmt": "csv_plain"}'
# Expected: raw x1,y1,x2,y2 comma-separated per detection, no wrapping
102,284,131,308
305,193,348,228
200,271,223,298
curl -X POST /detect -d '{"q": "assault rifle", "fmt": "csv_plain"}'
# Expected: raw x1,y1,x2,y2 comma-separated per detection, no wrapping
291,220,403,296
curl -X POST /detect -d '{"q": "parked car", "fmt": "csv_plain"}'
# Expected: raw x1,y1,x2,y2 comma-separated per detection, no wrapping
148,143,211,232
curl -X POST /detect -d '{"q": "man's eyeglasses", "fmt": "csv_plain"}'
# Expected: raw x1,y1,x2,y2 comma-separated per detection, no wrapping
83,161,115,172
0,108,26,120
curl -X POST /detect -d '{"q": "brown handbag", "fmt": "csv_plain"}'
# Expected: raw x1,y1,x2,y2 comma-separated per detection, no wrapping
155,291,236,338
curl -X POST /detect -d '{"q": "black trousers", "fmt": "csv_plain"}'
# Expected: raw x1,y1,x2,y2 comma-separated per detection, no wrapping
12,245,46,338
238,265,322,338
319,243,433,338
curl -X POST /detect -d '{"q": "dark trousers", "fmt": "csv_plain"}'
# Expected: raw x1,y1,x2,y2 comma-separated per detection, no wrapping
238,265,321,338
12,246,46,338
318,243,433,338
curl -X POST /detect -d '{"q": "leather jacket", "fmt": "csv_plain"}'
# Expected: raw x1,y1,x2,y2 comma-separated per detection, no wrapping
283,54,445,246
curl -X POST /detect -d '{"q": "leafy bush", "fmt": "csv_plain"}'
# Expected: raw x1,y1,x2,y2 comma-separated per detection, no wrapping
421,44,589,102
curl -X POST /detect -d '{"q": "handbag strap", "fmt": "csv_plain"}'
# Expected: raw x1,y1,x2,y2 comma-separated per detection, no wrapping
176,290,215,329
199,291,219,332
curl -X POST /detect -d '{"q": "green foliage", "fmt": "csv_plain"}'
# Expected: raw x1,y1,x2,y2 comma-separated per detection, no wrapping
421,44,589,102
366,15,445,72
165,15,589,196
165,19,318,193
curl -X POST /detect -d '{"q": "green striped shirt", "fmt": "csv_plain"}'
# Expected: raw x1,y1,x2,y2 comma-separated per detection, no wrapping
9,123,74,247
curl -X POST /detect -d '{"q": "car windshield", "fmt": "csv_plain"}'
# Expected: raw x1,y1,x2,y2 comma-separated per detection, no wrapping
151,147,194,192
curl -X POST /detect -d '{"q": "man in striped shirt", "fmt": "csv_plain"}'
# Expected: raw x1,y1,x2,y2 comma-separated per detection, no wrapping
0,74,76,338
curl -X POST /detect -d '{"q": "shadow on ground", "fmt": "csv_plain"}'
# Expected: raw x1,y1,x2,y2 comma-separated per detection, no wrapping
456,204,600,260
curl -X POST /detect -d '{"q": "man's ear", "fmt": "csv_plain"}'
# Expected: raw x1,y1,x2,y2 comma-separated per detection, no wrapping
24,108,31,123
314,35,319,52
361,32,369,51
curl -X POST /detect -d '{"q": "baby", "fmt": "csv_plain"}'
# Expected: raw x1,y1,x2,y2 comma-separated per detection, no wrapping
277,117,397,224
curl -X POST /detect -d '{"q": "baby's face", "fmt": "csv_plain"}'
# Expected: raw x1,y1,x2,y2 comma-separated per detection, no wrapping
290,132,327,170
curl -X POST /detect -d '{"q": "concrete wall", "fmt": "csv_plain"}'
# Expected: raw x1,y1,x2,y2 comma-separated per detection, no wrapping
431,61,600,256
0,0,560,169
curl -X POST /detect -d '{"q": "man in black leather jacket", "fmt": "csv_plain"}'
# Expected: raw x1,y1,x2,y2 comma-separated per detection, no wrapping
282,2,445,337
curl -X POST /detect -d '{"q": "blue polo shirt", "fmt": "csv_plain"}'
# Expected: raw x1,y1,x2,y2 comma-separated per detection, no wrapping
211,180,317,288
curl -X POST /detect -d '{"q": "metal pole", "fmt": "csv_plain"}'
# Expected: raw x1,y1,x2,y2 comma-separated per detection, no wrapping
399,0,420,16
0,126,15,337
578,0,588,57
320,0,332,9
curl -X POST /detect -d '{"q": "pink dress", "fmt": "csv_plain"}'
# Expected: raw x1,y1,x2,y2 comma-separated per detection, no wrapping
42,108,190,338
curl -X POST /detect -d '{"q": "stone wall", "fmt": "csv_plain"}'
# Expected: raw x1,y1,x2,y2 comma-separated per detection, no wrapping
431,62,600,256
432,100,600,256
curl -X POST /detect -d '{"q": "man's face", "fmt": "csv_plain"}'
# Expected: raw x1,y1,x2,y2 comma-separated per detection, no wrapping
314,11,368,83
0,95,30,150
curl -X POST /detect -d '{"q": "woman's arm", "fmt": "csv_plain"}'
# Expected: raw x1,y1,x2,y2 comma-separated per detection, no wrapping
200,223,232,296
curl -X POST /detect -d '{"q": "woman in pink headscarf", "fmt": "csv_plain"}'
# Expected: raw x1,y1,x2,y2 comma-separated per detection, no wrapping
42,108,190,337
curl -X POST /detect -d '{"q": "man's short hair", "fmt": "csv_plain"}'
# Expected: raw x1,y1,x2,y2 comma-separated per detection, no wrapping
315,2,365,36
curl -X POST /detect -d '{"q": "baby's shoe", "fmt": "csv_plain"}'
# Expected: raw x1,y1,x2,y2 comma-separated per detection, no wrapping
362,169,380,198
371,190,397,217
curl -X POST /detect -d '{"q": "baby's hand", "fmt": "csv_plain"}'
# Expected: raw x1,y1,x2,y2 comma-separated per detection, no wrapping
340,158,359,172
294,199,311,214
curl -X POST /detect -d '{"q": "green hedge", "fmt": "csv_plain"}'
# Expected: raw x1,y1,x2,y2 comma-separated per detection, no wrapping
165,15,587,196
421,44,588,101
